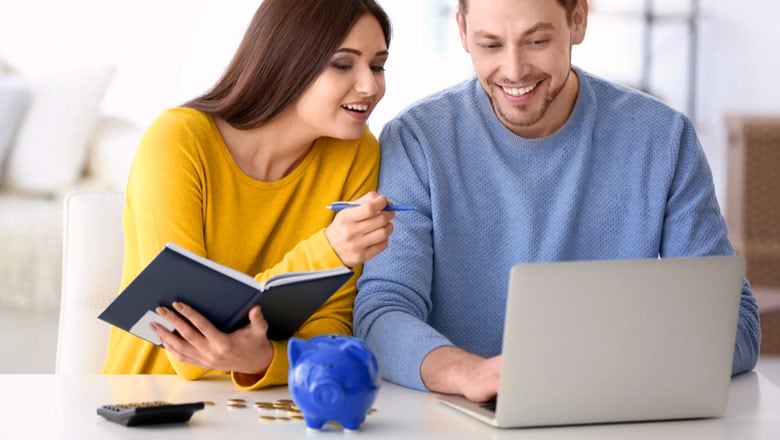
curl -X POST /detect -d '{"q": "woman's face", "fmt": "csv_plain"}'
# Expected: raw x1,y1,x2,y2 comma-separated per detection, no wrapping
293,13,388,140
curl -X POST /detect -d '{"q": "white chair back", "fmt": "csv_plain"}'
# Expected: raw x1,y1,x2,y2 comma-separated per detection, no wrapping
56,191,125,374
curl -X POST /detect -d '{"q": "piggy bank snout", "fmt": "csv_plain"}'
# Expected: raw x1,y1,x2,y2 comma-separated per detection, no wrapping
311,381,345,408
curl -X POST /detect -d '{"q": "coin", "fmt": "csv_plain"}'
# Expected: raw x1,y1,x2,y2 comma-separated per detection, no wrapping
227,402,247,409
255,402,275,409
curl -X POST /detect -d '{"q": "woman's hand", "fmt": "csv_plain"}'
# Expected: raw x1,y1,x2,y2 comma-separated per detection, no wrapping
152,302,273,377
325,191,395,267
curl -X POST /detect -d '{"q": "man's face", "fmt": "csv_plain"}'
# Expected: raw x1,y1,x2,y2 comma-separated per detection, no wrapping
457,0,587,138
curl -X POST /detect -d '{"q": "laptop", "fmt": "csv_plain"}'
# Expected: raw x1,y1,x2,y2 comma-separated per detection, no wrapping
438,256,745,428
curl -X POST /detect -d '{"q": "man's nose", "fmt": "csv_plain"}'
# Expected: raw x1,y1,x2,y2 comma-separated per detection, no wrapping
503,46,532,81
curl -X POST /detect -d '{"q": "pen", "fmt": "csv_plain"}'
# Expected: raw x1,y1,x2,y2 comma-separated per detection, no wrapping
326,202,416,212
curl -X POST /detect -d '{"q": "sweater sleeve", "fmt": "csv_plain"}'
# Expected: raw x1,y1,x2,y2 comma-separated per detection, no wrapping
355,119,453,391
660,116,760,375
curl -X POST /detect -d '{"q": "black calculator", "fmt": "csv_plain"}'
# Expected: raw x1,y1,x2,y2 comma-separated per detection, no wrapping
97,401,205,426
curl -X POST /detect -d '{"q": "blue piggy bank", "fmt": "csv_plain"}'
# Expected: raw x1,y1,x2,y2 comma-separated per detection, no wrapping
287,335,380,431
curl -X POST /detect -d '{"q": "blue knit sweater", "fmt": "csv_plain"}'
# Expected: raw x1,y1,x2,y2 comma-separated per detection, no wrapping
355,67,761,391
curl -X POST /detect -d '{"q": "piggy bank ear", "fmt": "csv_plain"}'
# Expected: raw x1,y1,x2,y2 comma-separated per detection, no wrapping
344,340,380,378
288,337,307,365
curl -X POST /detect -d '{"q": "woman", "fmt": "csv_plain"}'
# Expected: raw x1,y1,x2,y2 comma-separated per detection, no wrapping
102,0,394,390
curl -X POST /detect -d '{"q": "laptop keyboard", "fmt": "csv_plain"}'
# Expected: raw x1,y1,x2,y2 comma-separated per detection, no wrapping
479,398,497,413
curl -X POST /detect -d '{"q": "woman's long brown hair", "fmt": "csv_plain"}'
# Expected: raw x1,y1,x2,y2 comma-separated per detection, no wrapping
184,0,391,130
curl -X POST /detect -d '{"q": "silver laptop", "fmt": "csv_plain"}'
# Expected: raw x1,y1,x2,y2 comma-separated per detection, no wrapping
438,256,745,428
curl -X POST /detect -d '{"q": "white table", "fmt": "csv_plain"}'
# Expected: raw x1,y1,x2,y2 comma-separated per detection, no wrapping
2,372,779,439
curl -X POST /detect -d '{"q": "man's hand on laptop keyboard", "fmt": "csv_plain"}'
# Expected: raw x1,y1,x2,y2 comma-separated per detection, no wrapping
421,346,501,402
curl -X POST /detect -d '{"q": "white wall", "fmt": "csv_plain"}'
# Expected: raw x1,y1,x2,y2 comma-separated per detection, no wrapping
0,0,258,127
1,0,779,205
697,0,780,204
576,0,780,205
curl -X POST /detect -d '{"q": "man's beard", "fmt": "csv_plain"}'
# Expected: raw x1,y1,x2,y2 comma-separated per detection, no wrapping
490,73,569,131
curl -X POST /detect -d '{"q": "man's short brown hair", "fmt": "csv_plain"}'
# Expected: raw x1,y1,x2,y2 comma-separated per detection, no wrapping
458,0,581,23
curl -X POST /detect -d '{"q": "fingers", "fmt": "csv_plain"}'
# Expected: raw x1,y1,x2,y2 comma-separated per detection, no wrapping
153,302,223,364
152,303,205,362
360,192,390,213
153,303,273,373
156,302,214,343
246,304,269,335
359,238,392,262
343,221,393,260
326,192,398,267
337,193,392,220
151,322,197,366
341,210,394,235
353,191,379,204
152,328,207,368
326,220,392,267
463,355,501,403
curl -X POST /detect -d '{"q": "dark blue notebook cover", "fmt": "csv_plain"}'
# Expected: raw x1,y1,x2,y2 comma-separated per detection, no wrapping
98,243,353,343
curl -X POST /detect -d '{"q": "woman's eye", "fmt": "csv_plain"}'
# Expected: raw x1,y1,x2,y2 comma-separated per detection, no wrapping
371,65,386,72
332,63,352,71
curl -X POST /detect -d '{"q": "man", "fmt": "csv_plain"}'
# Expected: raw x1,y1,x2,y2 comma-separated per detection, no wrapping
354,0,761,403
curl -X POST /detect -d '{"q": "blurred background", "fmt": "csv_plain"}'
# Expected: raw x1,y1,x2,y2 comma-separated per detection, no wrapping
2,0,778,200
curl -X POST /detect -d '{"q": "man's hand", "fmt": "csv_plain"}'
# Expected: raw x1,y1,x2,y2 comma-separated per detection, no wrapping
421,345,501,402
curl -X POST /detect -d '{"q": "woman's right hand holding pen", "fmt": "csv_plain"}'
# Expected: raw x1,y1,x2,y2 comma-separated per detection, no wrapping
325,192,395,267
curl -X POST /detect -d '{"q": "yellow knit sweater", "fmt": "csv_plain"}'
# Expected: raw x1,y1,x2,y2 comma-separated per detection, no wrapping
101,108,379,390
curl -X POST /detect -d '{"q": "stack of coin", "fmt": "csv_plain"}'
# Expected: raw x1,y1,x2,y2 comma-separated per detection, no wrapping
253,398,378,423
254,398,303,422
226,398,247,409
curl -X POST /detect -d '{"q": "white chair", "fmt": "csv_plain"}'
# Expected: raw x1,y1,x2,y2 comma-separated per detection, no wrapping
55,191,125,374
